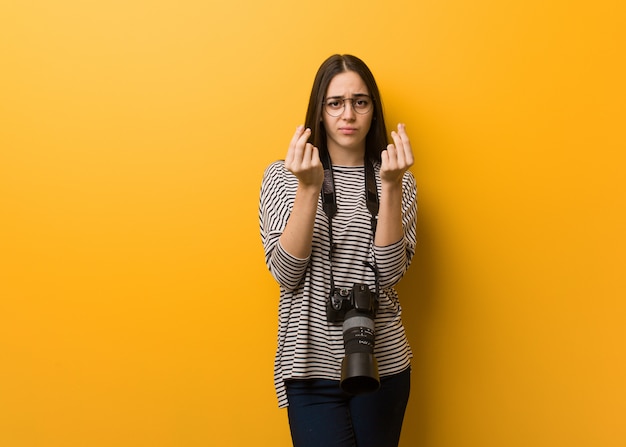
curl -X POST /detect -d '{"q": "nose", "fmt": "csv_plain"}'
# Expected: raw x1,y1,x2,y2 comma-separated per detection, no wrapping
341,99,356,119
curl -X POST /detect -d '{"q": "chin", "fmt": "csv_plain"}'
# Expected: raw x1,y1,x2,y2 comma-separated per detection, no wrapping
336,135,365,147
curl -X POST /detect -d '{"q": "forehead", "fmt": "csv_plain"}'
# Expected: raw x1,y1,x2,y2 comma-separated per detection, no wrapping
326,71,369,97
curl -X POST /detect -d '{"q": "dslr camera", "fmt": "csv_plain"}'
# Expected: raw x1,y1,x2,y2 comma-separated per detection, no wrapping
327,283,380,394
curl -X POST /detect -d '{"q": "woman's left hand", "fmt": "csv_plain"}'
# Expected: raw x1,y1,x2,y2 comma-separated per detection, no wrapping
380,123,414,185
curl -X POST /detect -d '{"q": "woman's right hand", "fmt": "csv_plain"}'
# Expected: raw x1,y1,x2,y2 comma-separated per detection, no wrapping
284,126,324,190
279,126,323,259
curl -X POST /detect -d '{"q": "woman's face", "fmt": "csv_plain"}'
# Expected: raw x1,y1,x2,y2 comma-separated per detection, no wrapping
322,70,374,162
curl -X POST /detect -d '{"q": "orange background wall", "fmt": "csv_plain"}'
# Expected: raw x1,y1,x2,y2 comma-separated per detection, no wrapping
1,1,624,446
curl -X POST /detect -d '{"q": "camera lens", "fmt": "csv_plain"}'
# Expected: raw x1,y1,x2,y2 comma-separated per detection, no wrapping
340,309,380,394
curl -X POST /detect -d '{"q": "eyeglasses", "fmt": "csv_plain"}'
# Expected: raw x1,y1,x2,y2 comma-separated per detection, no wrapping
323,95,373,117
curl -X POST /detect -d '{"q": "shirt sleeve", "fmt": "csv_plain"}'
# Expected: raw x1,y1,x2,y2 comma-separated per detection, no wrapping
374,170,417,290
259,161,310,290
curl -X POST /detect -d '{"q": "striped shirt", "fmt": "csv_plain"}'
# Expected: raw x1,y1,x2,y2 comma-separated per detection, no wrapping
259,160,417,408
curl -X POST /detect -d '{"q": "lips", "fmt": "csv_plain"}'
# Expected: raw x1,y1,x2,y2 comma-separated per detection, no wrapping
339,127,357,135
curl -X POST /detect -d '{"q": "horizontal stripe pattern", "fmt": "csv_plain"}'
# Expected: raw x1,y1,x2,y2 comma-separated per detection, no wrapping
260,160,417,408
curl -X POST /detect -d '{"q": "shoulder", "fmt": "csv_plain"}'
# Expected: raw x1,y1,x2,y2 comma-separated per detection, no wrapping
263,160,286,177
262,160,288,186
261,160,299,195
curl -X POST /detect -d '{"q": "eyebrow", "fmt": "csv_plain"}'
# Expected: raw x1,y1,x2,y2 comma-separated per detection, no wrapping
325,93,370,100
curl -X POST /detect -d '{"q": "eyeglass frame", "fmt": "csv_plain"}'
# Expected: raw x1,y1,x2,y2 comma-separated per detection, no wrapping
322,94,374,117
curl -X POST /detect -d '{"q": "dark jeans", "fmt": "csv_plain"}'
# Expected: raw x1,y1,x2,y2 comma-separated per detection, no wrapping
285,367,411,447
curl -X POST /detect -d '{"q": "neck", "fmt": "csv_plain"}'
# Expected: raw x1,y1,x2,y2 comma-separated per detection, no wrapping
327,144,366,166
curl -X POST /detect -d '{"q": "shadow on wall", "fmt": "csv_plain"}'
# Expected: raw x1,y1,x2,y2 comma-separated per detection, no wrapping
396,212,440,447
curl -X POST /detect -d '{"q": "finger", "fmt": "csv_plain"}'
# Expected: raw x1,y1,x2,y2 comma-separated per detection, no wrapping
380,149,389,170
290,125,305,148
311,145,321,165
384,143,398,170
302,143,316,166
296,128,313,160
397,124,414,166
390,132,406,167
285,125,304,166
291,128,311,166
307,144,322,165
296,128,312,148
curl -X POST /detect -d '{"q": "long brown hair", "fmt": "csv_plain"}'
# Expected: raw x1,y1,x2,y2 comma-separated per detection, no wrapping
304,54,388,163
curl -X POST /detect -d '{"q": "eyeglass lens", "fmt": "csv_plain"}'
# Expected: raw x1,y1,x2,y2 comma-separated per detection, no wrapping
324,96,372,117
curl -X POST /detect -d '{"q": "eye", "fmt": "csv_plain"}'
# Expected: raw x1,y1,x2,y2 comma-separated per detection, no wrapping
326,99,342,109
355,98,371,109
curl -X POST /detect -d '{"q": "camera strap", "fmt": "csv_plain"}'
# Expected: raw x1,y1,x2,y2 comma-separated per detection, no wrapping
320,150,380,296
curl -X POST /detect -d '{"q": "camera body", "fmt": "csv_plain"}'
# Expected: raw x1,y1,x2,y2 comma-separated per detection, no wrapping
326,283,380,395
326,283,378,323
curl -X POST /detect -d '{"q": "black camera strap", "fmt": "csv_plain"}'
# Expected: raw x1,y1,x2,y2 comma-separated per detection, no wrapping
320,150,380,297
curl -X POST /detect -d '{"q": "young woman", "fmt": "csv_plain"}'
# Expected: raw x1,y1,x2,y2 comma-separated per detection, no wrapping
259,54,417,447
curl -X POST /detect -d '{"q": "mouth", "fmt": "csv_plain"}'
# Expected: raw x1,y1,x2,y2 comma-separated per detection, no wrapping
339,127,358,135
